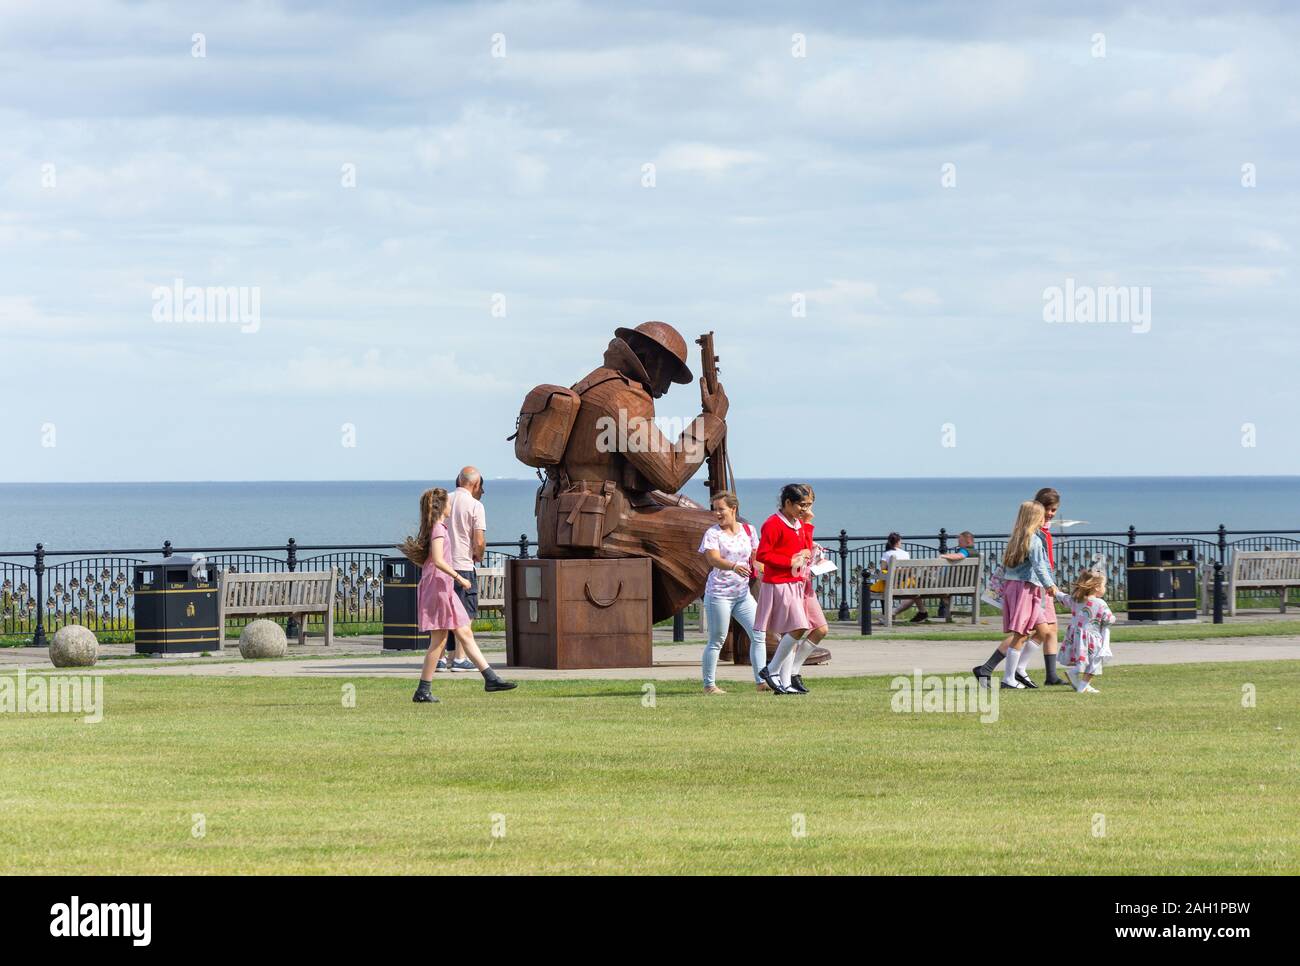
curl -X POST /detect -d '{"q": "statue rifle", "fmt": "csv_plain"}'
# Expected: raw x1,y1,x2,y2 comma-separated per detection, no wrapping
695,330,734,496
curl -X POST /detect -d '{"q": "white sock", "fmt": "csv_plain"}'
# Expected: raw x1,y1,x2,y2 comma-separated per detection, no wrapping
778,635,806,686
1017,642,1041,676
766,634,798,678
778,651,796,687
790,639,816,676
1002,653,1022,685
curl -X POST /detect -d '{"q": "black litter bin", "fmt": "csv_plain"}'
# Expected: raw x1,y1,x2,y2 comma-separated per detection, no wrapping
382,556,432,651
1126,543,1198,623
134,556,221,654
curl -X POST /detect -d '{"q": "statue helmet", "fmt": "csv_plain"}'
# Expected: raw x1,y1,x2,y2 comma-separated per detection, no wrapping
614,321,693,385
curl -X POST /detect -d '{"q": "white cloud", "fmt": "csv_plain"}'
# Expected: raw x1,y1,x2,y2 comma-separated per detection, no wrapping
900,287,942,307
1244,230,1290,254
3,2,1300,479
1169,56,1239,113
0,295,98,335
805,279,880,306
1197,267,1286,287
514,154,549,192
656,142,762,174
218,349,515,396
798,43,1030,135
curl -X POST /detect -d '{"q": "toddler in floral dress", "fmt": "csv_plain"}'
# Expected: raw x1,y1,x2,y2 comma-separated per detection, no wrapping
1053,569,1115,693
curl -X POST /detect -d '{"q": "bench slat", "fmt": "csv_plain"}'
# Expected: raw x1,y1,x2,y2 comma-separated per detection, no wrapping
883,557,984,628
218,570,336,645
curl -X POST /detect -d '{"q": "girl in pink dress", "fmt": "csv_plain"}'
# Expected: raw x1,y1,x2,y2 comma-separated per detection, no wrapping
400,488,516,702
1053,569,1115,693
755,483,814,695
773,487,830,693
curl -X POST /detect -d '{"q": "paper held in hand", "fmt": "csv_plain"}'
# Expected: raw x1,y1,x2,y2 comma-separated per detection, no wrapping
809,558,837,576
982,565,1007,611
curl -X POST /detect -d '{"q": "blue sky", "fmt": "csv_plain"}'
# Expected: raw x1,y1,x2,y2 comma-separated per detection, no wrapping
2,0,1298,482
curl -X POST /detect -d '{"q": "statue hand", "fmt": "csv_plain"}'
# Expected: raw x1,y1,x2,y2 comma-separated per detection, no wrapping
701,378,729,420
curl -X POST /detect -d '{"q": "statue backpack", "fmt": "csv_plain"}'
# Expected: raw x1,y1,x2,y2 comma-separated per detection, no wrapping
509,384,581,467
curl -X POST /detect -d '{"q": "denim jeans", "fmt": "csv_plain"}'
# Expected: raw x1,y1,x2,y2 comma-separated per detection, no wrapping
703,591,760,687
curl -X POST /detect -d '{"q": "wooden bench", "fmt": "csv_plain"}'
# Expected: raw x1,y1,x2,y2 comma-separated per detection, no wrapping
1201,550,1300,616
476,566,505,613
881,556,984,627
217,570,335,646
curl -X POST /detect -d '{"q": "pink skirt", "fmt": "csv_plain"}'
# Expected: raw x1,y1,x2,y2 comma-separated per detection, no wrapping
1002,579,1048,635
754,581,811,636
1033,592,1058,627
417,566,470,632
803,580,827,629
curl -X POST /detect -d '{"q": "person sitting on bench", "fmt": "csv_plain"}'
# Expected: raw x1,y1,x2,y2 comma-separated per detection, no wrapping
883,532,928,623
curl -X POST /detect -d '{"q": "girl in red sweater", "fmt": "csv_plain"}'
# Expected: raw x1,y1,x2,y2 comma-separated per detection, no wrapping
754,483,814,695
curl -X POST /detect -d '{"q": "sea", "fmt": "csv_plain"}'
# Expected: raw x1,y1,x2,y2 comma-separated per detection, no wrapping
3,477,1298,554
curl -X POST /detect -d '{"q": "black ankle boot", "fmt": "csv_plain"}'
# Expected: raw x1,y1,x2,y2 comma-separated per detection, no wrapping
412,681,439,703
481,667,518,692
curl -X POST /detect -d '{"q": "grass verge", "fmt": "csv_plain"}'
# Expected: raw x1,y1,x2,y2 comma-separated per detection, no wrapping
1,661,1296,874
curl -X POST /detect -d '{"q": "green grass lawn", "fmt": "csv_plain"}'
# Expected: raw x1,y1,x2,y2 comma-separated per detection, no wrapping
2,661,1298,874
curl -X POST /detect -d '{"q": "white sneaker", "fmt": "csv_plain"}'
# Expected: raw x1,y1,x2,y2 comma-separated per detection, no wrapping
1084,684,1099,693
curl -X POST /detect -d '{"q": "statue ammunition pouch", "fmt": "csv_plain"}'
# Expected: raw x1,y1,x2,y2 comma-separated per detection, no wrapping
510,385,581,468
555,480,621,549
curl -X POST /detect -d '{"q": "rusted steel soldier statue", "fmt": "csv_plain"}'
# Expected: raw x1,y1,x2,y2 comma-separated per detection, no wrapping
528,321,728,622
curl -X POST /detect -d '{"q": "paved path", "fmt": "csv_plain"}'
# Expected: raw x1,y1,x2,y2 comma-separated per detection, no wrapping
9,627,1300,682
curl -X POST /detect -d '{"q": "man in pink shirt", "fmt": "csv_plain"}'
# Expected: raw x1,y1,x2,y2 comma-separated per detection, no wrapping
440,465,487,671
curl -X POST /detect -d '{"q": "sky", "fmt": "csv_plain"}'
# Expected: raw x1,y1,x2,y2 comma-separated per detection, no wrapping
1,0,1298,482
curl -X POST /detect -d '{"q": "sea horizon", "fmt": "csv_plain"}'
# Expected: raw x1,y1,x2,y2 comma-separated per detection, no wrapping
4,476,1298,553
14,473,1300,484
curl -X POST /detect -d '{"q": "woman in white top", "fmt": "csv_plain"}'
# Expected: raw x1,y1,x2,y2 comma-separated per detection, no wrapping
697,490,762,694
881,532,928,622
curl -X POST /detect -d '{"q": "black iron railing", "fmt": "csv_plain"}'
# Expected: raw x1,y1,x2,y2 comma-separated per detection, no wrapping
0,534,534,646
817,525,1300,620
4,526,1299,645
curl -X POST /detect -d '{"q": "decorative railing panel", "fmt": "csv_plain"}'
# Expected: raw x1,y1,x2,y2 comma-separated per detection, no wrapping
44,557,145,635
0,560,36,636
5,526,1300,643
298,551,386,627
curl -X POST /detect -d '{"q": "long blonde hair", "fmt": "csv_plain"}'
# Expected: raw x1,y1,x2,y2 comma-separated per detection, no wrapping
1003,501,1046,568
399,487,449,566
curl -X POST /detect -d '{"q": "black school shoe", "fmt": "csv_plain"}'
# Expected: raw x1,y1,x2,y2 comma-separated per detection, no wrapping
1014,672,1038,689
759,667,792,694
909,611,930,623
412,690,440,703
484,678,518,692
787,675,809,694
1044,676,1071,686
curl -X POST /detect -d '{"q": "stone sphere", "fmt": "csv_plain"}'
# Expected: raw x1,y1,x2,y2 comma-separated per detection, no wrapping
238,619,288,659
50,624,98,667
